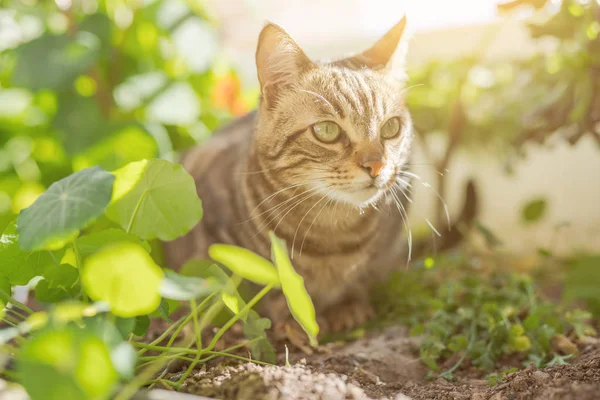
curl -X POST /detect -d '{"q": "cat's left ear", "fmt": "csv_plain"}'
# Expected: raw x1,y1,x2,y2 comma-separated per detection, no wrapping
256,23,315,108
343,16,409,78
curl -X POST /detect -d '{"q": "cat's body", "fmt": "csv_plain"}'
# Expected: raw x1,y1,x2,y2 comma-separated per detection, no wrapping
165,18,413,332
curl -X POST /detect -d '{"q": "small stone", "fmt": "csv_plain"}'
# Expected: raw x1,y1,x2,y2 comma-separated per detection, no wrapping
532,370,550,383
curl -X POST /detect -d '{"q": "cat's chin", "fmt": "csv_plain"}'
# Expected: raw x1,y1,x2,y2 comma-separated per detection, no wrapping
331,187,383,207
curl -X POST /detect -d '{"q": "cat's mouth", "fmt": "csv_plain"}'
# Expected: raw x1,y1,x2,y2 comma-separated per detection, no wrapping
336,176,395,206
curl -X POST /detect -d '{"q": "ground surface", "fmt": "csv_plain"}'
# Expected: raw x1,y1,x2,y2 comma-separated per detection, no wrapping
160,326,600,400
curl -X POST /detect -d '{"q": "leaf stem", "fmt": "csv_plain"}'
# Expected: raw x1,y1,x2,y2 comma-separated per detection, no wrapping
205,284,273,353
136,315,186,357
189,298,202,351
165,293,215,349
0,290,33,315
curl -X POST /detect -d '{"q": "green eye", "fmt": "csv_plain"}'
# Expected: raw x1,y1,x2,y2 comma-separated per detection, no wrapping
312,121,341,143
381,117,401,139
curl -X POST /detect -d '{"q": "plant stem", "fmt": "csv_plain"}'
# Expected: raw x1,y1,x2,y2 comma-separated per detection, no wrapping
0,291,33,315
189,298,202,351
205,284,273,353
136,315,186,357
165,293,215,348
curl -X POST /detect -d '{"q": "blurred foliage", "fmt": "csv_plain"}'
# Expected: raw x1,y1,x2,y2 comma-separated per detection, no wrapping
408,0,600,168
0,0,254,234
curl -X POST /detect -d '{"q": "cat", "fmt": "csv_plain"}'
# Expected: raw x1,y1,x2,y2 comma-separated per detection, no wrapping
164,17,414,333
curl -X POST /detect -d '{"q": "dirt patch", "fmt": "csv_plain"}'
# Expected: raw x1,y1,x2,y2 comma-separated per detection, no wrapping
172,326,600,400
181,360,376,400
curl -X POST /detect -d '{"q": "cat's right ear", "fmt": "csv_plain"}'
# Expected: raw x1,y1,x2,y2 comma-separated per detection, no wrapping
256,23,314,108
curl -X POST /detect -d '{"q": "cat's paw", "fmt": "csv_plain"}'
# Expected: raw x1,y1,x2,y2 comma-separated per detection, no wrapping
318,299,375,333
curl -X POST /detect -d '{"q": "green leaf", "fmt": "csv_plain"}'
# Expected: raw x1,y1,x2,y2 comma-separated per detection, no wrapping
77,228,151,260
269,232,319,345
17,167,115,251
115,317,136,339
448,334,468,352
208,244,280,287
522,199,547,223
35,274,78,303
160,270,218,300
180,260,248,320
150,298,172,322
133,315,150,336
106,159,203,240
44,263,78,291
13,32,100,90
0,220,55,285
243,311,276,363
17,326,118,400
82,242,164,317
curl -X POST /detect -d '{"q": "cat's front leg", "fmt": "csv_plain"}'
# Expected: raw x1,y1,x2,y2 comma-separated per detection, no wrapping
317,288,375,333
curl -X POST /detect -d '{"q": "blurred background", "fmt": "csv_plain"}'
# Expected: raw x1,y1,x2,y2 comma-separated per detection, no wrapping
1,0,599,257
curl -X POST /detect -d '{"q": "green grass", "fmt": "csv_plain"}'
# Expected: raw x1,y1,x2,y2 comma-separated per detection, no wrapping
371,249,597,381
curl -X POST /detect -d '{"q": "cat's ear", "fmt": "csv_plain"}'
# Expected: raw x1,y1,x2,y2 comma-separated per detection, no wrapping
256,23,314,107
343,16,409,77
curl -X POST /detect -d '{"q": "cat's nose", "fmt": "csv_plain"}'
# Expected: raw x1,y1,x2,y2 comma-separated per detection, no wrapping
360,157,385,177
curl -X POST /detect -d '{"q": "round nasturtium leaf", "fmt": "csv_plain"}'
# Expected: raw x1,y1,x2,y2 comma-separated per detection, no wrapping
0,220,56,285
82,242,164,317
105,159,203,240
269,232,319,345
208,244,280,287
17,327,118,400
17,167,115,251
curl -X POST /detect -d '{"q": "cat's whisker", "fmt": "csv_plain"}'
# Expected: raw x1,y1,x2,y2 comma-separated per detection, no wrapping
397,170,451,230
394,181,413,204
246,184,327,238
249,186,322,226
247,174,331,219
389,187,412,265
291,192,331,258
265,188,326,238
400,83,425,95
299,196,335,257
244,180,321,222
405,162,449,177
425,218,442,237
397,170,421,181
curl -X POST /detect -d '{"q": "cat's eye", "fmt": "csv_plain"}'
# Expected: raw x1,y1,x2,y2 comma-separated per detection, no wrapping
312,121,341,143
381,117,401,139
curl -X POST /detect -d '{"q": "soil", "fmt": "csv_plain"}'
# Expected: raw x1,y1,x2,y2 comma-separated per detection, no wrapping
156,325,600,400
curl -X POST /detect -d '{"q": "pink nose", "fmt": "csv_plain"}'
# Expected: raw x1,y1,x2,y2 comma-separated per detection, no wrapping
361,159,385,177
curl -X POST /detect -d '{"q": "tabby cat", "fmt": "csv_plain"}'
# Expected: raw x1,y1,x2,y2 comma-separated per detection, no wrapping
165,17,413,332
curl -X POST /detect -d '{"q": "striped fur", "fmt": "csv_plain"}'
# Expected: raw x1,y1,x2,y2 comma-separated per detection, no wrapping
165,19,413,331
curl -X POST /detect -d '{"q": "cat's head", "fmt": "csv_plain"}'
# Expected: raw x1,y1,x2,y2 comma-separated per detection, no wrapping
253,18,413,207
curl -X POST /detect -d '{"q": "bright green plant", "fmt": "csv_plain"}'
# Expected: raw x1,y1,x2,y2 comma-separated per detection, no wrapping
372,249,596,381
0,159,319,398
